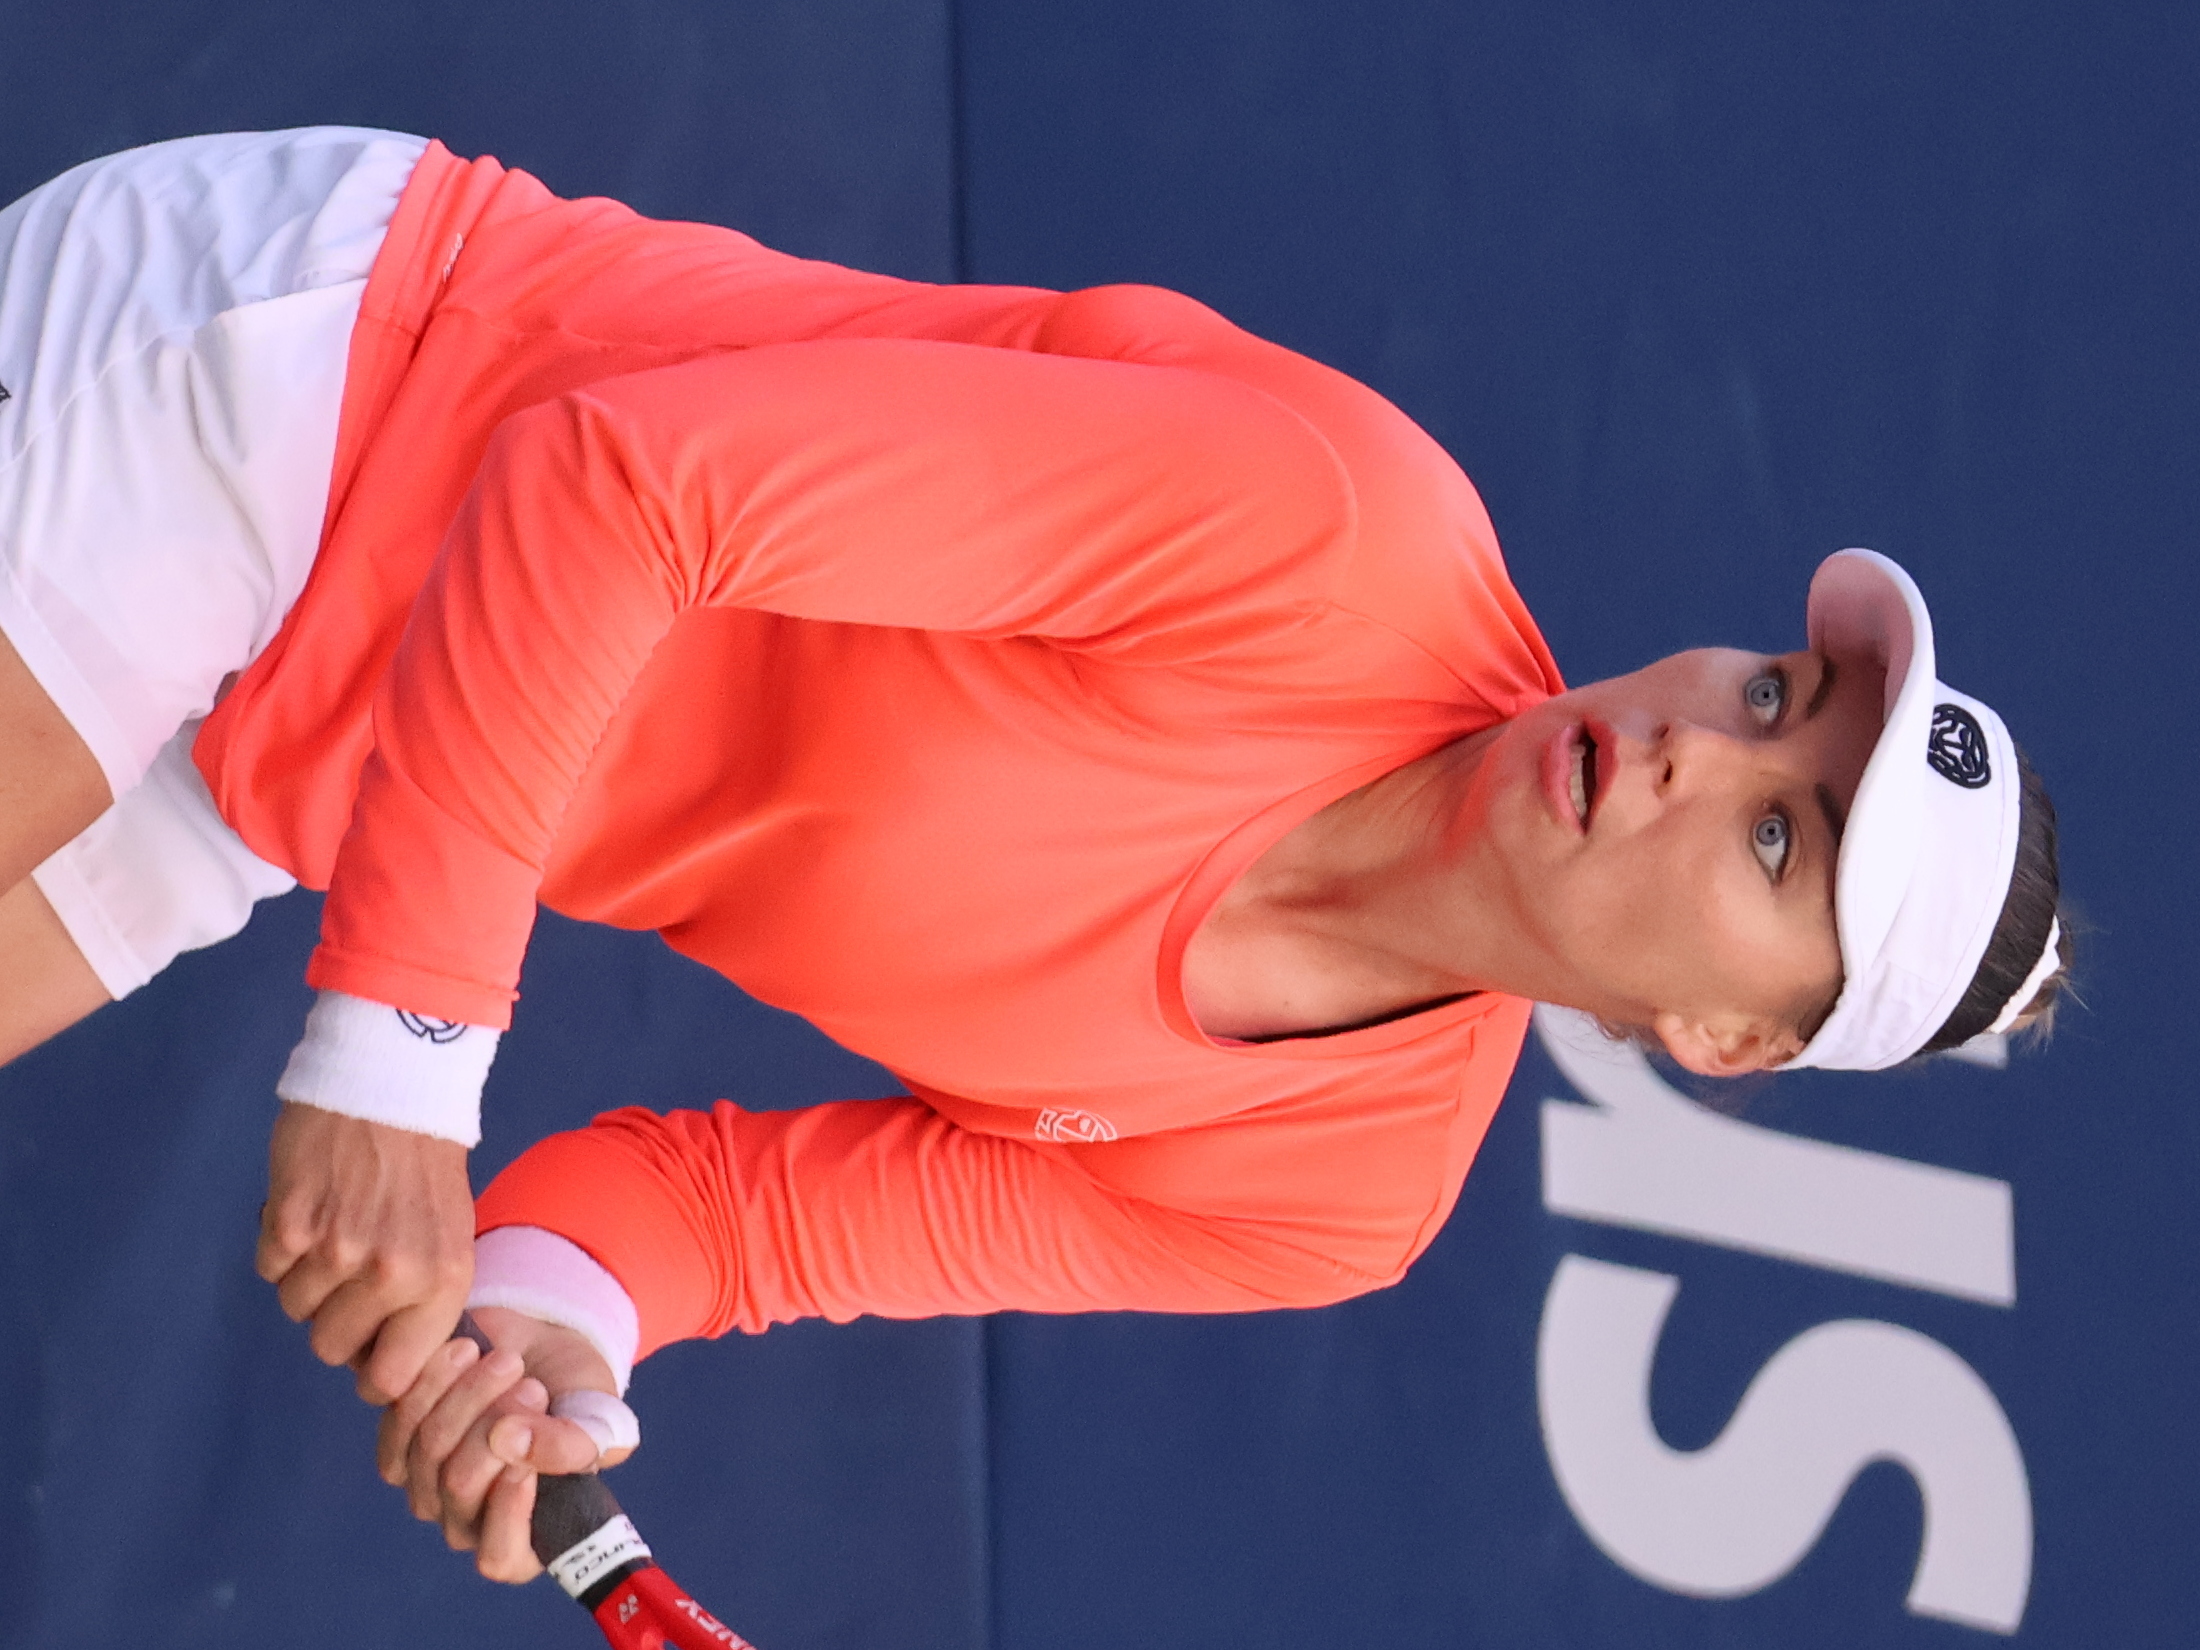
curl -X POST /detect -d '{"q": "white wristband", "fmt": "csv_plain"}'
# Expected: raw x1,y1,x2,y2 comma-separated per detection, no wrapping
275,989,497,1147
468,1226,642,1394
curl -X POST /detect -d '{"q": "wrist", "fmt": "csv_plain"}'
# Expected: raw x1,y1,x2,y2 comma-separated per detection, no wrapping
276,989,498,1147
464,1304,619,1394
468,1227,640,1393
468,1305,639,1460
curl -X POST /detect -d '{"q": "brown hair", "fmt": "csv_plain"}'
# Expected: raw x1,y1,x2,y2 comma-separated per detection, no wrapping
1920,748,2070,1052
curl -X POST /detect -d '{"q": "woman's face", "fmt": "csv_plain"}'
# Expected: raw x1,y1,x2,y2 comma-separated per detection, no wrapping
1460,646,1887,1073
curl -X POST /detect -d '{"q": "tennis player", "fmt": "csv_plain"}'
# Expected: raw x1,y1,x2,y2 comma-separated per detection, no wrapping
0,130,2067,1580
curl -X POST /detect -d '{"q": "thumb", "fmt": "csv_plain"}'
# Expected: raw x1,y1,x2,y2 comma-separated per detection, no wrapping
549,1389,641,1467
487,1410,606,1476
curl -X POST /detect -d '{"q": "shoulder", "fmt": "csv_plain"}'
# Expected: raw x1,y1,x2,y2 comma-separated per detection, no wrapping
1034,287,1561,705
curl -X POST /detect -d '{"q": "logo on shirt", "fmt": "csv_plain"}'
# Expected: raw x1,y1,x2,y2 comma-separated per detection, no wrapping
0,380,11,407
1926,704,1991,790
396,1008,468,1044
1035,1108,1120,1144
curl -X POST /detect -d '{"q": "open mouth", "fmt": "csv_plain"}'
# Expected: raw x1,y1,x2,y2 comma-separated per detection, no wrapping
1569,730,1599,828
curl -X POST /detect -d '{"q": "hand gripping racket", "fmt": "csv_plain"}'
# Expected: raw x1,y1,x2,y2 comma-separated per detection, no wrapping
455,1313,758,1649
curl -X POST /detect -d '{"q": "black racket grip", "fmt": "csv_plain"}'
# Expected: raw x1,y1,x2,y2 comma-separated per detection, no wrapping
452,1310,630,1569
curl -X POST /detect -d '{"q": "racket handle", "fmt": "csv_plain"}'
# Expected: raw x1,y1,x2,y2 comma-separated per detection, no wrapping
452,1311,655,1605
594,1564,762,1650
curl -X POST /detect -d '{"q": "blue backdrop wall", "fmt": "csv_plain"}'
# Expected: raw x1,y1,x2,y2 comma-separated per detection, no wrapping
0,3,2191,1646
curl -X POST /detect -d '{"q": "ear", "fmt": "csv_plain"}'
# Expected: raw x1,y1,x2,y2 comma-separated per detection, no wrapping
1651,1011,1805,1077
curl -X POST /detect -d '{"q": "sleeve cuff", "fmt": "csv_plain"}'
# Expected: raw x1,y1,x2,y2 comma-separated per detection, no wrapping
275,988,498,1147
467,1225,641,1394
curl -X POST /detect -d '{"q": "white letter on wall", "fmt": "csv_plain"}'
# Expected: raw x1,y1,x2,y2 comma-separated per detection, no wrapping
1537,1255,2033,1634
1536,1004,2014,1304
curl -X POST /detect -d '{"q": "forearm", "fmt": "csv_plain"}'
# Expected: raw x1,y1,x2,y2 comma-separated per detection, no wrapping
469,1226,642,1393
309,338,1351,1029
475,1097,1389,1361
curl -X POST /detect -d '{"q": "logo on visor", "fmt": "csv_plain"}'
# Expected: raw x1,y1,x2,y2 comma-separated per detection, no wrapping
1926,704,1991,789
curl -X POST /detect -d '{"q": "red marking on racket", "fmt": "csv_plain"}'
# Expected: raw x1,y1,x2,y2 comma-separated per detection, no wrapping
455,1313,758,1648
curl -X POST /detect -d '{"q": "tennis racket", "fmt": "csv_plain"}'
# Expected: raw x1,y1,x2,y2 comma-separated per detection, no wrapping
455,1312,758,1649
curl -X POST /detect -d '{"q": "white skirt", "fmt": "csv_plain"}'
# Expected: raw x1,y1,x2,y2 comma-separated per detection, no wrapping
0,127,428,997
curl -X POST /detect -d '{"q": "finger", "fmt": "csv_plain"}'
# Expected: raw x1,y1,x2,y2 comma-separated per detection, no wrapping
440,1378,548,1542
378,1337,480,1485
407,1349,526,1522
305,1244,465,1379
255,1190,320,1285
272,1239,372,1336
407,1349,525,1518
439,1411,527,1551
476,1465,545,1585
548,1389,641,1468
296,1269,398,1369
356,1282,471,1407
488,1408,603,1476
431,1375,548,1541
377,1337,480,1485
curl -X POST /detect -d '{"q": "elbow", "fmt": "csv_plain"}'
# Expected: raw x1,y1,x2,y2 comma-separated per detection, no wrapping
1285,1256,1414,1311
1212,1238,1411,1313
1033,284,1236,363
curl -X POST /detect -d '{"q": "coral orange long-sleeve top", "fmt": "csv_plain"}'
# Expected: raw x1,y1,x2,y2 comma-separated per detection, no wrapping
197,143,1563,1359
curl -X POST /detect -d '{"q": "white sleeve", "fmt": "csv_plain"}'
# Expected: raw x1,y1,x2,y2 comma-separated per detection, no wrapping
275,988,499,1147
467,1225,642,1395
31,720,297,999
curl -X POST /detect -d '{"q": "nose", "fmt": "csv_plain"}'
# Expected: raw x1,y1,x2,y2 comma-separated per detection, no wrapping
1652,718,1752,795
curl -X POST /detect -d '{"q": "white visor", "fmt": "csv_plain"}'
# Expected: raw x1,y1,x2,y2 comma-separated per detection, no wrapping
1787,550,2042,1071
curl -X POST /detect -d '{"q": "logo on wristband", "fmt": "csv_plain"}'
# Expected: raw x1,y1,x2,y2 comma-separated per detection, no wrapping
396,1009,467,1045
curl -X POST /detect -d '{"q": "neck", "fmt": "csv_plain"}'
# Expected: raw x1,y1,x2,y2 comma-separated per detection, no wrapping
1182,728,1566,1039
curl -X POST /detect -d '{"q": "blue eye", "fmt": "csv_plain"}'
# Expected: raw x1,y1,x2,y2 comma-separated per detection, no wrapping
1746,669,1786,725
1753,811,1791,879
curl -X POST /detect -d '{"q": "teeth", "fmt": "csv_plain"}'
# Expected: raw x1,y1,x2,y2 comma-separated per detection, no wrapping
1569,741,1588,824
